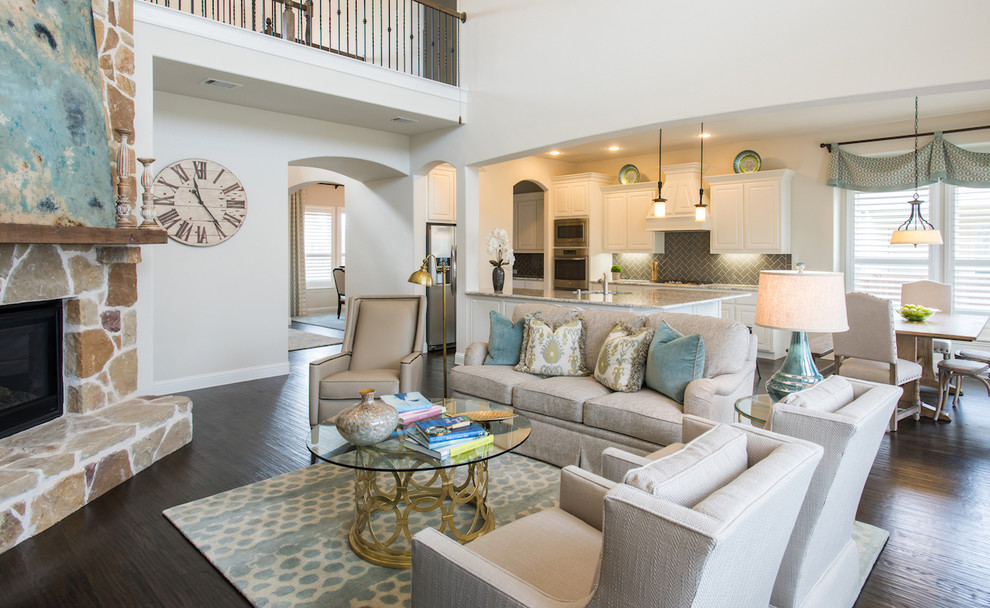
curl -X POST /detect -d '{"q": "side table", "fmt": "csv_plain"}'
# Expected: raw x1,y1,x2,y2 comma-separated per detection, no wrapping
734,393,775,429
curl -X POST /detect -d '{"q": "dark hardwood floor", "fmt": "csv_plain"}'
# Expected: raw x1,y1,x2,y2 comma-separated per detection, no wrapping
1,336,988,607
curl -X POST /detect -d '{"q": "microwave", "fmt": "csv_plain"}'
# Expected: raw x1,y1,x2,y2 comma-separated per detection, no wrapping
554,218,588,248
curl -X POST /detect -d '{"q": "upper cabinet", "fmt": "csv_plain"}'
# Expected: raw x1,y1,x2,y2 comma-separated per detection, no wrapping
602,183,664,253
427,164,456,223
707,169,793,254
643,163,710,231
551,173,608,217
513,192,545,252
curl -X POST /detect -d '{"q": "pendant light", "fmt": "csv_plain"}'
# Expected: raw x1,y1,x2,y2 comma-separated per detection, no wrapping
694,122,708,222
890,97,943,246
652,129,667,217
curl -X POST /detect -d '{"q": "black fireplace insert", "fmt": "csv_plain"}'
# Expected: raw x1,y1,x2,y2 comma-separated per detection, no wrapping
0,300,63,439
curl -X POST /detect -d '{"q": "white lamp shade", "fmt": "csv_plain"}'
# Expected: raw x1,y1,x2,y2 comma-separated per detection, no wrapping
653,201,666,217
890,229,943,245
755,270,849,332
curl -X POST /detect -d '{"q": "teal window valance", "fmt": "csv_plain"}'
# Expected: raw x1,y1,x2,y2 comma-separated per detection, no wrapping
827,133,990,192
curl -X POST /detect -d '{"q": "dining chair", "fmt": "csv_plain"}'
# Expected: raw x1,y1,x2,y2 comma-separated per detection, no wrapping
332,266,346,318
901,280,953,357
832,292,923,431
935,358,990,420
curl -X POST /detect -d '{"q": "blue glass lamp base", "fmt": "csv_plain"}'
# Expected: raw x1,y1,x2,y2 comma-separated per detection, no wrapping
766,331,824,402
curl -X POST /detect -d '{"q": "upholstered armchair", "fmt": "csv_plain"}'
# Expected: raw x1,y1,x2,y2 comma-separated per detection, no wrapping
308,295,426,426
411,422,823,608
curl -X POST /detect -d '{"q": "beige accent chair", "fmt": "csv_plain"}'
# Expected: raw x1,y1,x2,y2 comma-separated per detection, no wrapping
308,295,426,426
411,422,823,608
901,280,953,356
832,292,922,431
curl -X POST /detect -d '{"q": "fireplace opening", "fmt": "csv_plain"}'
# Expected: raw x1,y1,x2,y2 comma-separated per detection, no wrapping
0,300,63,439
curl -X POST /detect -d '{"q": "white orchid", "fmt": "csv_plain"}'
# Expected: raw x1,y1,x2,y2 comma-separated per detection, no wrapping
486,228,514,267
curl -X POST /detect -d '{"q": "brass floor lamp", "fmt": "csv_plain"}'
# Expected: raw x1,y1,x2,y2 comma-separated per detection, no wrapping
408,255,450,397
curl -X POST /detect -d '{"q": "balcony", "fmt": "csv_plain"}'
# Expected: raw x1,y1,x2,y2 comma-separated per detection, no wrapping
141,0,464,86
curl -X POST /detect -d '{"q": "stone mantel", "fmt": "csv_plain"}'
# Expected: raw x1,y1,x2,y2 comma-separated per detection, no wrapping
0,224,167,245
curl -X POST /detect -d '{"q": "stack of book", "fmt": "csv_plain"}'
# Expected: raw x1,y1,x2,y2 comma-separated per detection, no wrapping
407,415,494,460
380,392,444,425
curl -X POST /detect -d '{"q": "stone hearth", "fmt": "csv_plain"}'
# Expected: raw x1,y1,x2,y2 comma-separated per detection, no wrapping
0,243,192,553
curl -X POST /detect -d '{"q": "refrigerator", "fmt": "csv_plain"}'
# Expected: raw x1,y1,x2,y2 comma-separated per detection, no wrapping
426,223,456,351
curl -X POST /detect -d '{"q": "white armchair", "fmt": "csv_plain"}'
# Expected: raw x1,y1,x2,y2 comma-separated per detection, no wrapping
769,376,900,608
411,422,823,608
308,295,426,426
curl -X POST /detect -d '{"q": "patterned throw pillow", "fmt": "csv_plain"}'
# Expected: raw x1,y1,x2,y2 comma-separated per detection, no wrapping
593,323,655,392
514,316,588,377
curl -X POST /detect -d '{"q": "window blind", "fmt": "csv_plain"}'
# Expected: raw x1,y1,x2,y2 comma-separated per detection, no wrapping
305,208,334,288
953,187,990,314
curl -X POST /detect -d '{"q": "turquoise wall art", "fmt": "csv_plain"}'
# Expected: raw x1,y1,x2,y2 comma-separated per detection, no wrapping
0,0,114,227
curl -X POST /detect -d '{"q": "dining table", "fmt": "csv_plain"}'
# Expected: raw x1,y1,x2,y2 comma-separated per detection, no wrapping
895,311,990,421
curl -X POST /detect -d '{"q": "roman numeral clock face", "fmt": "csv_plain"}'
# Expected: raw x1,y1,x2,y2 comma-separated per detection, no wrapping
152,158,247,246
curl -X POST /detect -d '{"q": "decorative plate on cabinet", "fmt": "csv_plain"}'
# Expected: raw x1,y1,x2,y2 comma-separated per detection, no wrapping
733,150,762,173
618,164,640,184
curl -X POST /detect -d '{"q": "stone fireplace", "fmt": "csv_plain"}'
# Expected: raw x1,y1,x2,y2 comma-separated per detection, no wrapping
0,242,192,553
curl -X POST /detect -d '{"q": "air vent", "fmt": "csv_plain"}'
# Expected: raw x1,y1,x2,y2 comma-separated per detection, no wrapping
201,78,242,90
391,117,417,124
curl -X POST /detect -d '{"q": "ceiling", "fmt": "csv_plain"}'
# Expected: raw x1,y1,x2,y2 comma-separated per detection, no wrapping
153,57,459,136
537,88,990,164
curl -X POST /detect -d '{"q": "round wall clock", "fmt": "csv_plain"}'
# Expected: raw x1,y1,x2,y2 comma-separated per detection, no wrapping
152,158,247,246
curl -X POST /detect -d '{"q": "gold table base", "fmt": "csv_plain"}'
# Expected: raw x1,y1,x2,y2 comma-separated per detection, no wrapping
349,460,494,569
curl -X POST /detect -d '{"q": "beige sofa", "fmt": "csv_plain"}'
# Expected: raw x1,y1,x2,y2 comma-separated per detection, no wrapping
450,303,758,472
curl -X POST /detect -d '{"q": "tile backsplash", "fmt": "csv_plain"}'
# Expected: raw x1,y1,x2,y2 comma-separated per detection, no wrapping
512,253,544,279
613,231,791,285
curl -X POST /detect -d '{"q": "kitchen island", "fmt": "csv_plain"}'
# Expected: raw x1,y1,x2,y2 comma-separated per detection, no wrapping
464,283,751,357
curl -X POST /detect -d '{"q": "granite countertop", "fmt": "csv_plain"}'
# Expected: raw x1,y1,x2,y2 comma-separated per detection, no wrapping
467,284,750,310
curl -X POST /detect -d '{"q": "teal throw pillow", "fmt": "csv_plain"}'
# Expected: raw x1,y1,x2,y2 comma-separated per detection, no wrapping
644,321,706,403
484,310,524,365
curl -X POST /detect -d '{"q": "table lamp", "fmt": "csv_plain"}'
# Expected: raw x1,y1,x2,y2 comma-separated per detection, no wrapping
755,264,848,401
409,254,450,398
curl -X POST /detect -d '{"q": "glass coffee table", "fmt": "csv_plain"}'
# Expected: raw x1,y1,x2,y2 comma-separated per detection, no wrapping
307,397,531,569
734,393,775,429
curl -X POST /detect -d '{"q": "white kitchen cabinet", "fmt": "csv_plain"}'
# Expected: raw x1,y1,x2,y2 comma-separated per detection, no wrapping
602,183,664,253
513,193,544,252
707,169,793,254
721,292,789,358
551,173,609,218
427,164,456,222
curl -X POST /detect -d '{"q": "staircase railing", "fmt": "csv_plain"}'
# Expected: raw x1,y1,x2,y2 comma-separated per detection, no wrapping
142,0,464,86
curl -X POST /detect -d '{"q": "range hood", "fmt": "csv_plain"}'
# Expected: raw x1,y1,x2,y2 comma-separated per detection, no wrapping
645,162,711,231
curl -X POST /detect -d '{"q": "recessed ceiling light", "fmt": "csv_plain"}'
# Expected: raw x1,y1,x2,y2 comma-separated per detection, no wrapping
391,117,417,124
549,150,561,156
608,146,621,152
201,78,242,89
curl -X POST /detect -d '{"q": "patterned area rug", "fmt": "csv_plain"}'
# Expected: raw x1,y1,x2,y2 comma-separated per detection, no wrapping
164,455,888,608
288,329,342,351
292,314,347,332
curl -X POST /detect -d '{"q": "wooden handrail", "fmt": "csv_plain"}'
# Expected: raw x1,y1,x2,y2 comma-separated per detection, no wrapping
416,0,466,22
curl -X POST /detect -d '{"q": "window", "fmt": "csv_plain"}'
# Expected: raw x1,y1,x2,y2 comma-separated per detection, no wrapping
304,208,335,289
846,184,990,315
847,188,934,303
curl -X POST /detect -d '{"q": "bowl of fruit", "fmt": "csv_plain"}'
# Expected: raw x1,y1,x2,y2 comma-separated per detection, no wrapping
898,304,938,322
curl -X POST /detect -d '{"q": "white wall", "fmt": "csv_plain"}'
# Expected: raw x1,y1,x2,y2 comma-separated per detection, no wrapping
143,92,415,393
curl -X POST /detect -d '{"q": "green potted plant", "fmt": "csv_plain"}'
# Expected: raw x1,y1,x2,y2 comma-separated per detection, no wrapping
610,264,621,281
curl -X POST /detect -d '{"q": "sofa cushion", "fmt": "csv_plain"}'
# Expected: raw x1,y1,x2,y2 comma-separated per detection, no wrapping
781,375,855,412
594,324,654,392
578,309,646,371
449,365,540,404
484,310,525,366
516,317,588,377
583,389,684,446
513,376,613,423
319,368,400,400
624,424,748,508
644,324,705,404
644,312,751,377
511,302,579,326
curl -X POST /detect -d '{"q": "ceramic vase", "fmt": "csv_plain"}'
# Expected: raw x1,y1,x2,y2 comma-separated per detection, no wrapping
335,389,399,446
492,266,505,293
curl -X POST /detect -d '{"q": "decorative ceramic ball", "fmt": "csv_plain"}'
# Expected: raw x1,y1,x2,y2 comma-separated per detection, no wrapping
335,389,399,446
